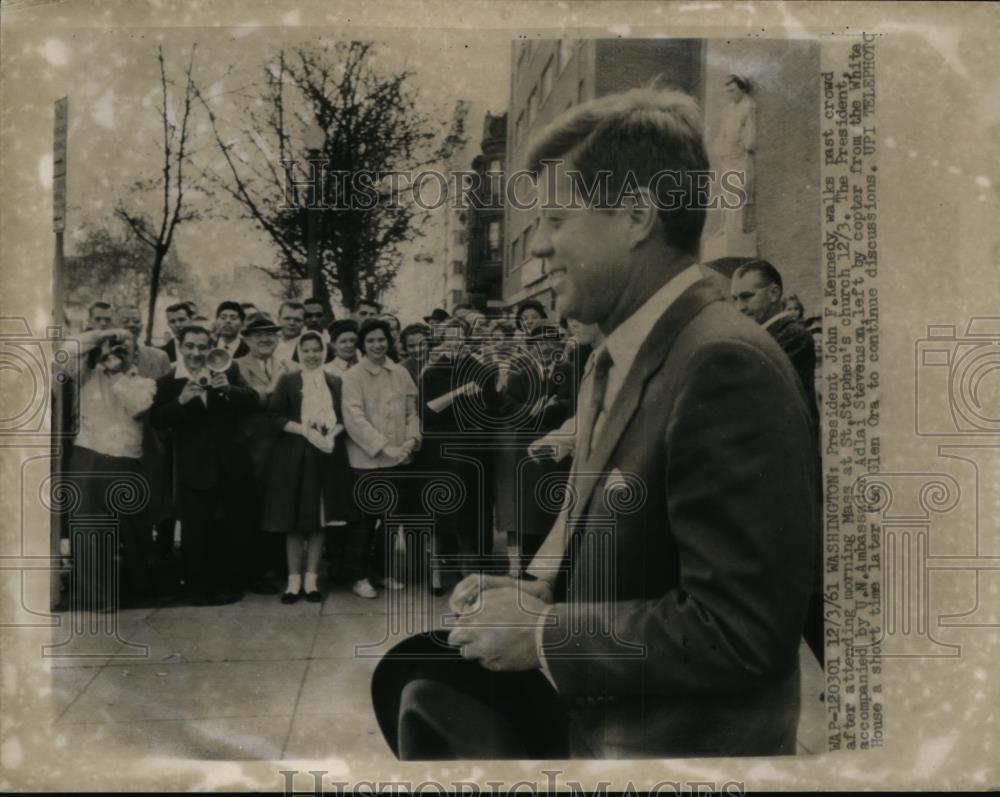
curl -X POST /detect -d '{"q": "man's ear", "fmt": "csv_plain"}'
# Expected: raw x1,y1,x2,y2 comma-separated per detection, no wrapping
623,188,658,248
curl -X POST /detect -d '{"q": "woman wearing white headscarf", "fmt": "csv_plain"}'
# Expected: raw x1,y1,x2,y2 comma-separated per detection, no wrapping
263,331,356,603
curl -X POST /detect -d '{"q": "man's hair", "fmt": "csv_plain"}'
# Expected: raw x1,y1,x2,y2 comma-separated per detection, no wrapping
166,302,191,316
183,301,198,314
303,297,327,309
524,87,710,257
733,259,784,294
352,298,382,313
399,322,431,353
88,300,112,316
240,302,257,310
215,300,246,320
357,318,396,356
178,324,212,344
278,301,305,317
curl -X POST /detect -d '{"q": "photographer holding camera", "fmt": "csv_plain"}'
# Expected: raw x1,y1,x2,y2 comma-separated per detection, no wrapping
150,324,258,606
57,325,159,610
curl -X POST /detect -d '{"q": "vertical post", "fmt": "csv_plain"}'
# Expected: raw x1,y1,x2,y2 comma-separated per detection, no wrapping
307,187,321,299
51,97,69,610
301,123,327,302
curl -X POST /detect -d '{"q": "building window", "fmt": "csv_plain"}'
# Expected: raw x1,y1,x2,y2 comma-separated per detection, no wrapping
541,57,554,102
487,221,502,261
522,222,535,262
450,289,464,306
453,261,464,275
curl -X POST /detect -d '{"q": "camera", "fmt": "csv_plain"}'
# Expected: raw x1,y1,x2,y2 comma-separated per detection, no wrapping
99,343,131,374
915,317,1000,435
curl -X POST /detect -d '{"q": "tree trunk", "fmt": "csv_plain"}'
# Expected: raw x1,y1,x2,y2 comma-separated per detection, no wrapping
145,246,166,346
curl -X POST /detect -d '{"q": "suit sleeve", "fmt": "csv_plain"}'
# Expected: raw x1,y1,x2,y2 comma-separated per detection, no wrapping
150,376,188,430
220,365,258,412
541,339,817,698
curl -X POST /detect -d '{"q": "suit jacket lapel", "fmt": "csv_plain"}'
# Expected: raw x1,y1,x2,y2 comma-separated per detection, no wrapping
567,277,725,524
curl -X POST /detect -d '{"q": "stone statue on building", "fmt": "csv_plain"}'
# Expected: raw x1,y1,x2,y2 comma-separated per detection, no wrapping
704,73,758,259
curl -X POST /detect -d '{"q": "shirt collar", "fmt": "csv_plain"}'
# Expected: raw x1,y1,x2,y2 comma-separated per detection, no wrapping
360,355,395,376
601,264,703,376
762,309,796,331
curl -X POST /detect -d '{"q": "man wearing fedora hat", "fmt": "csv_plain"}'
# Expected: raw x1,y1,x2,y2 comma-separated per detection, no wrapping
235,313,289,594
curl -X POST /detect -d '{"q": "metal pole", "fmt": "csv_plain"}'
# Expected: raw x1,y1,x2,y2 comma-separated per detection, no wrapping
306,147,321,299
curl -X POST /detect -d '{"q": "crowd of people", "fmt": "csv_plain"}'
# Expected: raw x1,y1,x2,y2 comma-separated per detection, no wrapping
57,262,819,614
56,293,605,608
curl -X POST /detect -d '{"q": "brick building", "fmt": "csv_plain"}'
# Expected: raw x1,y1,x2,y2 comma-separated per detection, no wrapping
502,38,821,318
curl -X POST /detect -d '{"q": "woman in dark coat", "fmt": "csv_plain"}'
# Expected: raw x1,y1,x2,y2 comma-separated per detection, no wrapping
263,332,356,603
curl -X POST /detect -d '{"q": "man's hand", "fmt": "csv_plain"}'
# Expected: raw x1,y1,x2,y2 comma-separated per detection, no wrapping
447,586,552,672
528,435,571,463
449,573,554,613
209,370,230,391
178,381,205,405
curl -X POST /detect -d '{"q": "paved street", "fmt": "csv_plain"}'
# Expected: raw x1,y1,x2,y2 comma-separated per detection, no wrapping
45,582,826,761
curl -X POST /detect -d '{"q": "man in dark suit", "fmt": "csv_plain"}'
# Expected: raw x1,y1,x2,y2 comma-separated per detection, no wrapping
151,324,258,605
160,302,193,363
213,301,251,359
372,87,818,759
235,314,287,593
731,259,824,666
730,259,818,415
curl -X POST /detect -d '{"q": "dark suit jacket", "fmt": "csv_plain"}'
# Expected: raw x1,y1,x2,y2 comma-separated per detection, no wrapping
767,313,818,419
539,277,818,758
214,336,251,360
150,364,258,491
160,337,178,363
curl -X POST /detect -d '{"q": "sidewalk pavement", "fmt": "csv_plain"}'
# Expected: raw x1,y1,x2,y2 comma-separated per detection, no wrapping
46,585,826,761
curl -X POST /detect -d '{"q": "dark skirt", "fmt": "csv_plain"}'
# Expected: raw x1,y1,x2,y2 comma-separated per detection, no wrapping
261,432,357,533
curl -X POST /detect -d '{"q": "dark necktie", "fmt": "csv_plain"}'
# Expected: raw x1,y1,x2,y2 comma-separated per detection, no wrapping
578,347,612,463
